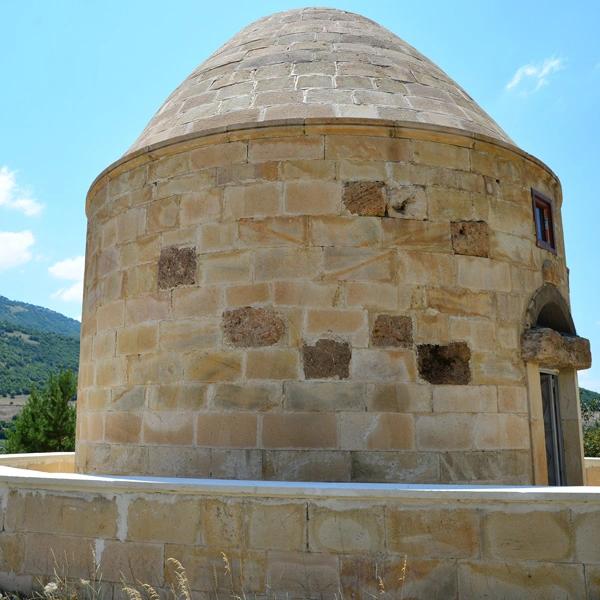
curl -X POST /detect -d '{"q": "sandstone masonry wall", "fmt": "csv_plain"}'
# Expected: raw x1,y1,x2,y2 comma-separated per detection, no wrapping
76,121,568,482
0,472,598,599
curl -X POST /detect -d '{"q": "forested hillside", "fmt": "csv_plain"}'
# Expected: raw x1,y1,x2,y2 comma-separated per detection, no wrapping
581,387,600,408
0,296,80,397
0,295,80,338
0,321,79,396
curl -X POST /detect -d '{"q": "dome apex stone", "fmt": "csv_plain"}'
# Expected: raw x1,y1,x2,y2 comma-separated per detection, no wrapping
128,7,511,155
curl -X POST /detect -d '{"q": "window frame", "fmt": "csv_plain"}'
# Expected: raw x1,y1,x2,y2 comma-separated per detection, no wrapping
531,189,556,253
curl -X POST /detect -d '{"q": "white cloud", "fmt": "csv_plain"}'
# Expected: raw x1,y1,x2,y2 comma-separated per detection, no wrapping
49,256,85,280
0,230,35,271
506,57,565,94
49,255,85,303
52,281,84,302
0,166,44,217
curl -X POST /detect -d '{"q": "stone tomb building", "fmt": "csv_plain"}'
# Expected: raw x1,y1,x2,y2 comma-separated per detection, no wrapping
76,7,591,485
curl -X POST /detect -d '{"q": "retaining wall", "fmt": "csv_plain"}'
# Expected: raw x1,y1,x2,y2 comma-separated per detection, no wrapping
586,458,600,485
1,467,599,599
0,453,75,473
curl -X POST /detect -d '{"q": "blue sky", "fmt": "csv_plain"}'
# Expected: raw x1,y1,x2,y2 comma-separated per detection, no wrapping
1,1,599,389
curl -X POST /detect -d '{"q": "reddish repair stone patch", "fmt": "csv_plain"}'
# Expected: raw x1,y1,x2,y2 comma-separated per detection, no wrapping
417,342,471,385
158,246,197,289
302,339,351,379
223,306,285,347
343,181,386,216
451,221,489,257
371,314,413,347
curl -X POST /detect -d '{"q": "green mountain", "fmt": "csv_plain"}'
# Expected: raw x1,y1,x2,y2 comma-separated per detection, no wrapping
581,387,600,410
0,295,80,339
0,296,80,397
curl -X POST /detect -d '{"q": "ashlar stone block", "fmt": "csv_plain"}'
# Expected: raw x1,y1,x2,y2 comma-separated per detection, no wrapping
387,184,427,219
308,503,385,553
0,533,24,573
387,507,480,558
127,497,201,544
351,348,417,381
262,413,337,449
351,451,439,482
6,491,117,538
284,180,341,215
458,560,585,600
196,413,257,447
451,221,489,257
341,555,457,600
22,532,94,581
266,550,340,596
439,450,532,484
100,540,164,586
339,413,414,450
483,510,572,561
142,411,194,445
212,383,280,411
246,501,306,551
262,449,351,481
284,381,365,412
246,348,299,379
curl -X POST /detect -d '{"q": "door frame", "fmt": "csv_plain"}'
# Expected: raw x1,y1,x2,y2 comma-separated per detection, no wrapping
526,363,585,485
540,369,566,485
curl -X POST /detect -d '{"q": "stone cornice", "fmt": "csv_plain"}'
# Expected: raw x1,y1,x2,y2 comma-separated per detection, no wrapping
86,118,561,218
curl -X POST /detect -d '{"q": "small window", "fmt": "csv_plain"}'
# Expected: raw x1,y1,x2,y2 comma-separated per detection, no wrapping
532,190,556,251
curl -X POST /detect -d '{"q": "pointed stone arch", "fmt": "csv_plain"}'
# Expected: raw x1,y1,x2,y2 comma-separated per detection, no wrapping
524,283,575,335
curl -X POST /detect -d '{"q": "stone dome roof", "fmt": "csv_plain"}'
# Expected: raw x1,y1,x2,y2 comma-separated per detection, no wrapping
128,7,512,154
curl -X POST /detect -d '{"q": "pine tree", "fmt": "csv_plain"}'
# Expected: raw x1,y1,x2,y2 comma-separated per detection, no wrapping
4,370,76,453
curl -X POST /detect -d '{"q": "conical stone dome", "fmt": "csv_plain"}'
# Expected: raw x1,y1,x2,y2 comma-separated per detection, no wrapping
129,7,511,154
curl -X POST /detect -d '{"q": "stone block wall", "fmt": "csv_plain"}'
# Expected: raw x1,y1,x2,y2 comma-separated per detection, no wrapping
76,121,568,482
0,473,599,599
0,453,75,473
586,458,600,485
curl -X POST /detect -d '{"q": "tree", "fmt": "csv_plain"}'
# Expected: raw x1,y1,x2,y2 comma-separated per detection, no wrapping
584,425,600,458
5,370,77,453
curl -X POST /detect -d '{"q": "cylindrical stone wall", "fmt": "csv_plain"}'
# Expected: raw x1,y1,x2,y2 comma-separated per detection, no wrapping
76,121,568,482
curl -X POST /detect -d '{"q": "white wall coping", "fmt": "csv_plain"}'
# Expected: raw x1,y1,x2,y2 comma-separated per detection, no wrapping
0,452,74,463
1,465,600,504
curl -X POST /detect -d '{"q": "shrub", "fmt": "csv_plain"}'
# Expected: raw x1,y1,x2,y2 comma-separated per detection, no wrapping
4,369,76,453
584,423,600,458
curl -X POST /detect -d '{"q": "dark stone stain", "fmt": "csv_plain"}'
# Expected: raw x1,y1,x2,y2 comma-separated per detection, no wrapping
417,342,471,385
223,306,285,347
371,314,413,347
158,246,197,289
302,339,351,379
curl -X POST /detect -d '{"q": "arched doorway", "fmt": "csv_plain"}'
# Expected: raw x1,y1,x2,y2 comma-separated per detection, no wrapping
522,285,591,485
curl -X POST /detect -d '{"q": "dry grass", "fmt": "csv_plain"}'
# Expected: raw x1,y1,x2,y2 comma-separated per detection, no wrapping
0,549,408,600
